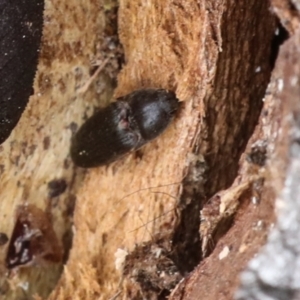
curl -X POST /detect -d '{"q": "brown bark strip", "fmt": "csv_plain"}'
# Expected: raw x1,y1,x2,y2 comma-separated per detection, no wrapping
237,24,300,300
0,0,277,299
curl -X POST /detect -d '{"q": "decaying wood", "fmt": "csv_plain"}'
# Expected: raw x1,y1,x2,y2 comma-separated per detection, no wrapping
170,2,300,300
169,82,278,299
0,0,280,299
0,0,113,298
237,7,300,300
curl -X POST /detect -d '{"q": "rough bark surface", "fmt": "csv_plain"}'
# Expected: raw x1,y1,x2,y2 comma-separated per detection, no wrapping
0,0,284,300
0,0,112,298
236,2,300,299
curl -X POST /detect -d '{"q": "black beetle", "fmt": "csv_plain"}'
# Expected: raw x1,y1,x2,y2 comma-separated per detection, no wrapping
71,89,179,168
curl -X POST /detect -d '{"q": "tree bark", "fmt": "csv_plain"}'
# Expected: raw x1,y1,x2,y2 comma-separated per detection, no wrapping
0,0,281,299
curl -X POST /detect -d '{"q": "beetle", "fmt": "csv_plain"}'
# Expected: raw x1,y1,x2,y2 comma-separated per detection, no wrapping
70,88,179,168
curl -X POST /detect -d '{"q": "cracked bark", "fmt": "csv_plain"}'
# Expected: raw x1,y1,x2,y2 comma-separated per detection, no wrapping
0,0,287,299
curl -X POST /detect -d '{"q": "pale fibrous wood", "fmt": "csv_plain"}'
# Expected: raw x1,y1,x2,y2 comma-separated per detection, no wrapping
0,0,276,299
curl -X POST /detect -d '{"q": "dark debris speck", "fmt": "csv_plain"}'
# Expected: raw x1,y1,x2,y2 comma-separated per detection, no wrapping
43,136,51,150
0,232,8,246
48,178,67,198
